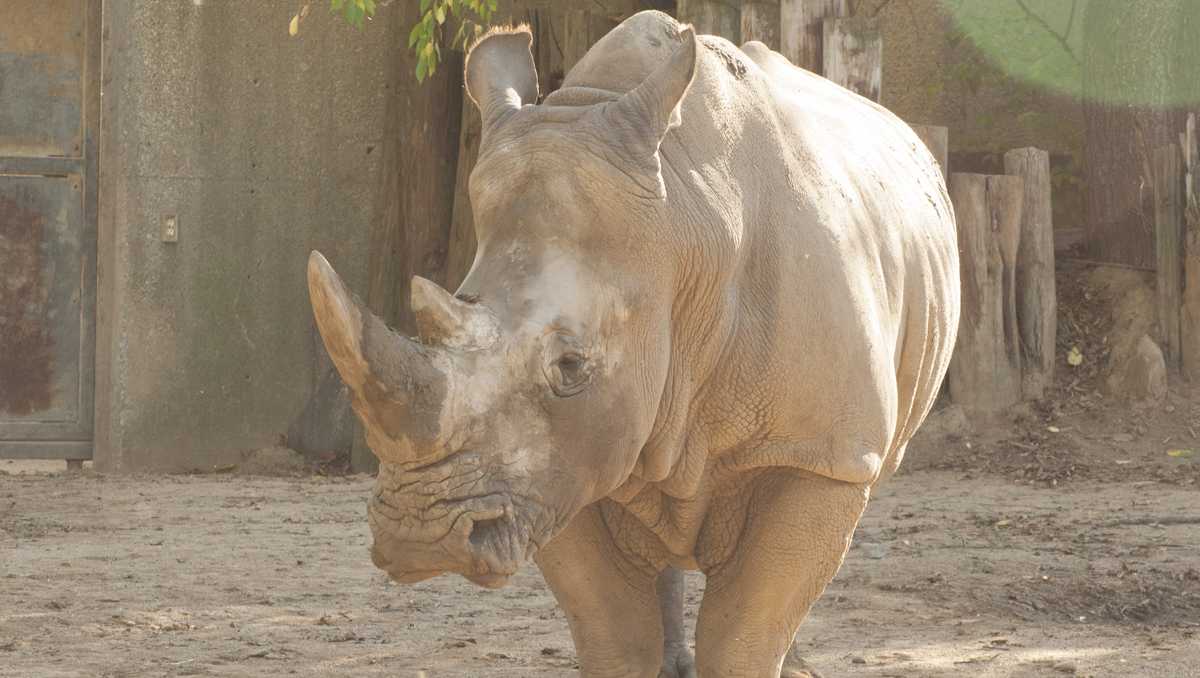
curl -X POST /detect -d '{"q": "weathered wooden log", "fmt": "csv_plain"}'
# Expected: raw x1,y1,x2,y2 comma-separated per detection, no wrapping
948,173,1025,419
677,0,739,41
911,124,948,183
741,0,780,50
822,16,881,102
780,0,846,73
1182,113,1200,380
1152,144,1184,371
1004,147,1057,400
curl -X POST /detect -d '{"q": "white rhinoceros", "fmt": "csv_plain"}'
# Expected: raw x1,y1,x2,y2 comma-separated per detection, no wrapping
306,10,958,677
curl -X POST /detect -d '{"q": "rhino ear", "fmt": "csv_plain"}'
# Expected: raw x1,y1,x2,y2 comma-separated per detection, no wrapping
465,26,539,139
606,27,698,190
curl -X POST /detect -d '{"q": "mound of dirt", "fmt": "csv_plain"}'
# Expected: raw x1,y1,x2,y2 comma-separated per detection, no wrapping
907,258,1200,488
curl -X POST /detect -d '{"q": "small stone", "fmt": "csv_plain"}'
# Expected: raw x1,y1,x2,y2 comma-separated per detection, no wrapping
1106,335,1167,402
1052,661,1077,674
850,656,867,664
860,542,889,560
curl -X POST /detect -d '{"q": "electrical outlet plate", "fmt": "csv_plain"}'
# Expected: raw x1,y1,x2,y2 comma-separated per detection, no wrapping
162,215,178,243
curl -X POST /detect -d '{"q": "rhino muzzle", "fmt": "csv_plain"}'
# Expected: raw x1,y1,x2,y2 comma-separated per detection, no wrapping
308,251,541,585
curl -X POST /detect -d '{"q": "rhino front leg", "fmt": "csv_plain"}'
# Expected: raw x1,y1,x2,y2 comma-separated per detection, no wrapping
656,567,696,678
658,566,815,678
536,504,664,678
695,470,869,677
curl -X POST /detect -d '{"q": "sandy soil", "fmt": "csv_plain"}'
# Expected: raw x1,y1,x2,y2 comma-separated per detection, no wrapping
3,443,1197,678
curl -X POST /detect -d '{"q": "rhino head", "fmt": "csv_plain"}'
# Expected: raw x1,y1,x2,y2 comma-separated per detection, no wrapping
308,23,699,588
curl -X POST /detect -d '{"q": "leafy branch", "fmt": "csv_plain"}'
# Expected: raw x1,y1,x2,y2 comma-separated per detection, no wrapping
293,1,498,83
408,0,498,82
330,0,379,28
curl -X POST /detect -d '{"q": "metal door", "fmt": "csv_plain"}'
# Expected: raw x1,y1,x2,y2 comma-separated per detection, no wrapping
0,0,99,461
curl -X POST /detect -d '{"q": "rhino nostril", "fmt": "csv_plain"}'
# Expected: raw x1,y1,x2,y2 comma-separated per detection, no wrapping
468,517,503,549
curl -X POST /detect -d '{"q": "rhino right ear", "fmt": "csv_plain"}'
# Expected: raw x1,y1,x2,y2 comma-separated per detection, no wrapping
605,27,698,198
465,26,539,140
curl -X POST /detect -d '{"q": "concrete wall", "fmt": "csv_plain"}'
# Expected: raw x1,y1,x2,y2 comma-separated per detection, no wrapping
96,1,390,471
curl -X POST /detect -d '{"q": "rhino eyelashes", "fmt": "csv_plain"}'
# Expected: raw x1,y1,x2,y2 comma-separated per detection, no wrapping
455,293,481,304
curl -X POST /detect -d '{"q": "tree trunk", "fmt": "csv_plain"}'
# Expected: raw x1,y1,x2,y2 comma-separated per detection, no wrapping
780,0,846,73
353,11,465,473
1153,144,1184,371
1004,147,1057,400
678,0,739,41
911,124,948,183
1183,113,1200,380
741,0,780,50
822,16,881,102
1082,0,1198,268
948,173,1025,420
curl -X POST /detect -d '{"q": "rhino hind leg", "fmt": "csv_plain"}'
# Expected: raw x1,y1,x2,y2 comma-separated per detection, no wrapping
656,567,696,678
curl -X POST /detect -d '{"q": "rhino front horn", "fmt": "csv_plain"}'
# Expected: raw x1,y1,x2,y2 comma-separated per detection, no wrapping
307,251,449,461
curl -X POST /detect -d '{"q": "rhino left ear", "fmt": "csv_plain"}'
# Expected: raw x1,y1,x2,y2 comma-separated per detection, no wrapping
606,27,698,195
465,26,539,141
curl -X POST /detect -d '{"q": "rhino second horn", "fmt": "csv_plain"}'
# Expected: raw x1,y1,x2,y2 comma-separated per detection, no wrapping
411,276,499,351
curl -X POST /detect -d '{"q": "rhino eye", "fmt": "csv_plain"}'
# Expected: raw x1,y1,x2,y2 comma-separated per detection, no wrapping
550,352,591,397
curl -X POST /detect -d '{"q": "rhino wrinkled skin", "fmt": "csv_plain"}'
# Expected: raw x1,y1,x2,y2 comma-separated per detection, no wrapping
307,11,958,678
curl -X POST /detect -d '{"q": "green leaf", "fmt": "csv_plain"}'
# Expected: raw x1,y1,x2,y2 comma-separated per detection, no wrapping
331,0,344,11
416,56,428,82
408,22,423,48
435,6,445,24
420,0,432,11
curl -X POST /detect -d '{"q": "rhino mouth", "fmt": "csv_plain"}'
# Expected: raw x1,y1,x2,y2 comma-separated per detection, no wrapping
368,487,544,589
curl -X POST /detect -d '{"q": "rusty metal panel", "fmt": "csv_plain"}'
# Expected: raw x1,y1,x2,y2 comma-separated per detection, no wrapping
0,1,85,157
0,175,84,427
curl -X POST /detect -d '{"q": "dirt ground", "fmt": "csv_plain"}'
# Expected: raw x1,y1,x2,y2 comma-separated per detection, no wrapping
3,441,1198,678
3,262,1199,677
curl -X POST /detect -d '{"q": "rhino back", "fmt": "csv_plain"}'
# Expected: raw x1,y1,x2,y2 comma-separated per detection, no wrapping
564,12,959,485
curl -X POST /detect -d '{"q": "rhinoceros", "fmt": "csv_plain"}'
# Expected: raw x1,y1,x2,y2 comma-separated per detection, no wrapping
306,10,958,677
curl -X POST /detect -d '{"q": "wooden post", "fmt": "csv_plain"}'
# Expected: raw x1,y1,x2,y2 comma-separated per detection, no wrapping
911,124,948,183
677,0,739,41
1182,113,1200,380
1153,144,1184,371
741,0,780,50
780,0,846,72
1004,147,1057,400
947,173,1025,420
822,16,881,102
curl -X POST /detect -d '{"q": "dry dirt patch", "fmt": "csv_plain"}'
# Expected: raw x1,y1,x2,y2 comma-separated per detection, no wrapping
3,459,1198,677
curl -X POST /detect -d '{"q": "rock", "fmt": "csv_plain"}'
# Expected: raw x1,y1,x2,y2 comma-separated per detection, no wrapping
1106,334,1167,402
237,446,310,477
917,403,972,439
860,542,889,560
